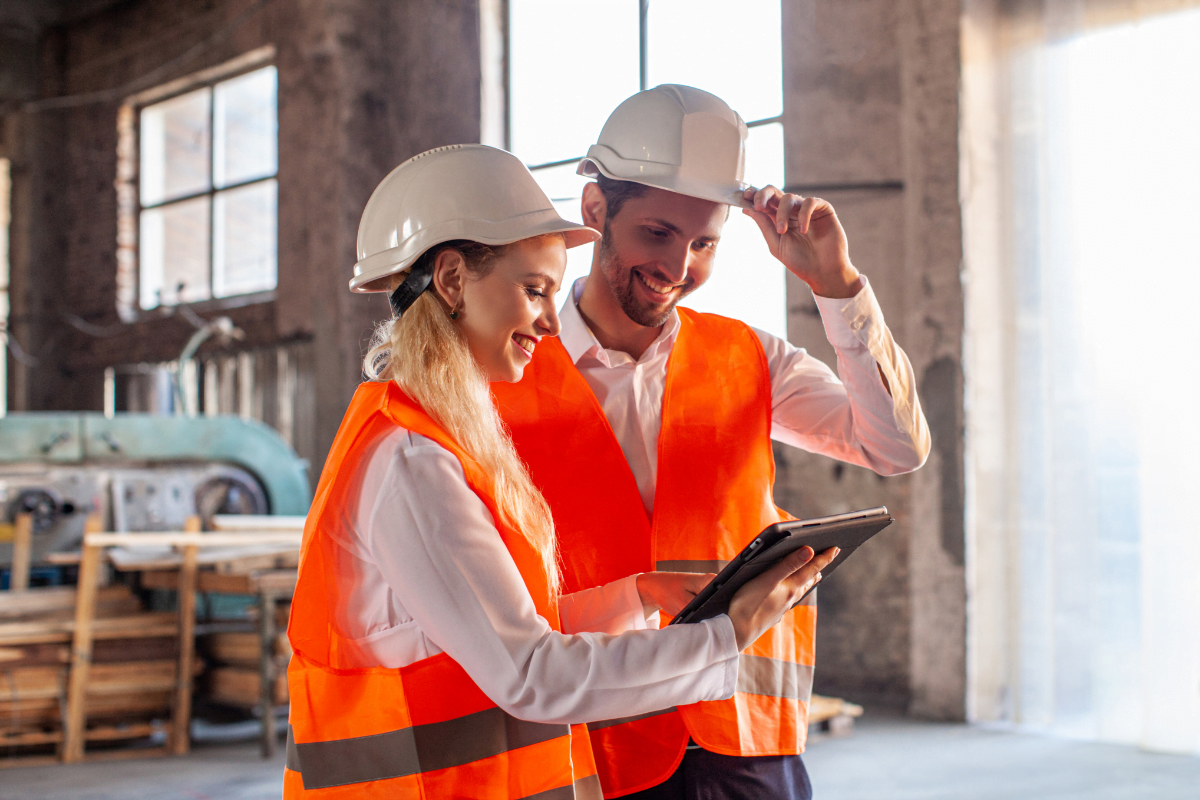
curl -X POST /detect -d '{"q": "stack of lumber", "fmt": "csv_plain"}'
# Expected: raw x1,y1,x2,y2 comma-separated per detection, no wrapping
807,694,865,742
0,584,181,754
201,628,289,707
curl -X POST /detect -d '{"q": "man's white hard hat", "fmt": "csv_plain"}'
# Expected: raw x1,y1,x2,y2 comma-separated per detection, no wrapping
351,144,600,294
577,84,750,208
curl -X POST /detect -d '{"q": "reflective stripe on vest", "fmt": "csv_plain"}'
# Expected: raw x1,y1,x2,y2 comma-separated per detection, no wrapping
493,308,816,797
285,382,599,799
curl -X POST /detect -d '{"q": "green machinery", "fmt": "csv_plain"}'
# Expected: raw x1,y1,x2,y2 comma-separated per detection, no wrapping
0,413,310,567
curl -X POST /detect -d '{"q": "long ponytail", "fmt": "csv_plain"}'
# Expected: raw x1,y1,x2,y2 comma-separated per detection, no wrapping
363,242,560,594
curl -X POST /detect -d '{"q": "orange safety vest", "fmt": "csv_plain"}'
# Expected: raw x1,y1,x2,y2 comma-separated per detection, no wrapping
285,381,601,799
493,307,816,798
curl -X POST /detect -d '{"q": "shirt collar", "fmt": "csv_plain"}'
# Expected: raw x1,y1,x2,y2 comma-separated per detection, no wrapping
557,277,680,367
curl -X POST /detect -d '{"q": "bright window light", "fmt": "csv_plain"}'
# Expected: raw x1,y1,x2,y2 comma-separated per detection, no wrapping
509,0,640,166
512,1,786,338
138,65,277,310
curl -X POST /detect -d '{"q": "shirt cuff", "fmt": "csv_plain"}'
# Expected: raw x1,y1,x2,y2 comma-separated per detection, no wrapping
812,275,884,352
622,574,656,631
705,614,740,700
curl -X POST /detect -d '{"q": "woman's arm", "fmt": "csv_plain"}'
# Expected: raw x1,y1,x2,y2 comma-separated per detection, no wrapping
362,435,738,725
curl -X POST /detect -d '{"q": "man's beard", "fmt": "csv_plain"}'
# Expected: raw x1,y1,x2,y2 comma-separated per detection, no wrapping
598,234,693,329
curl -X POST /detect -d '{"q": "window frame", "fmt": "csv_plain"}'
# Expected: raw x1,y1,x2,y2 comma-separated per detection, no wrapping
116,47,278,321
515,2,783,177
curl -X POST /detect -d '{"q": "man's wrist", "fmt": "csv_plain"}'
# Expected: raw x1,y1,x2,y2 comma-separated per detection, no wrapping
808,268,864,300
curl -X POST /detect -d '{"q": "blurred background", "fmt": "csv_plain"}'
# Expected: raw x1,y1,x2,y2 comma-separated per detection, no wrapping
0,0,1197,797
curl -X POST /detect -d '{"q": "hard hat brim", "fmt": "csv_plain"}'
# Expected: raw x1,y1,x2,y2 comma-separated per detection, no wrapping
578,150,753,210
350,214,600,294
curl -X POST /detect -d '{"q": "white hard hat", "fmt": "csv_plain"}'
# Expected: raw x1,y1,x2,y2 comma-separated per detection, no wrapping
578,85,750,208
351,144,600,296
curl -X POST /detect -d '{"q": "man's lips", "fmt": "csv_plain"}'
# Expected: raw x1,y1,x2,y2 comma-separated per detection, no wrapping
512,333,538,357
634,269,686,299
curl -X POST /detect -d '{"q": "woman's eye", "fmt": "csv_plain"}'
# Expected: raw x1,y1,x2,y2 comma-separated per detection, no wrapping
525,287,546,298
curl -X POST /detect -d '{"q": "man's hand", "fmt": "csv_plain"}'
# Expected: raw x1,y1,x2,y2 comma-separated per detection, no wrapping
742,185,864,299
636,572,714,618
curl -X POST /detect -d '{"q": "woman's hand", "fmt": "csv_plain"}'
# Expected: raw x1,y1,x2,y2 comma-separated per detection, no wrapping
727,546,839,650
636,572,715,618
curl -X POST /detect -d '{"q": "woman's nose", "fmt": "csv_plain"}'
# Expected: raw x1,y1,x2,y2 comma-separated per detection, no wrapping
539,304,562,337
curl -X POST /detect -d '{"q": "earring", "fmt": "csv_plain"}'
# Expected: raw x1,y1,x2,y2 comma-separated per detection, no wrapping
450,310,459,320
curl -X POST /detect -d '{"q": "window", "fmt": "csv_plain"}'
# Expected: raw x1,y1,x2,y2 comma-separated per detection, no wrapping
507,0,786,339
134,65,278,310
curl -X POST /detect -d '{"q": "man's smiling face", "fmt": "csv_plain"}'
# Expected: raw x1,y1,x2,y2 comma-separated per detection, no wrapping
593,184,728,328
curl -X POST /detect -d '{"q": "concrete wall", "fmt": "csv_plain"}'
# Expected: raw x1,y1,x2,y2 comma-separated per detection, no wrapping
779,0,966,718
1,0,970,718
1,0,483,470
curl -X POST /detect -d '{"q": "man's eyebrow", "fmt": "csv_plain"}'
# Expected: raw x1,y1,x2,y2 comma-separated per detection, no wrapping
644,218,719,241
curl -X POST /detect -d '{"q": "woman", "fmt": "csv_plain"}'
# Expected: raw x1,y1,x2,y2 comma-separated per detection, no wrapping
284,145,835,799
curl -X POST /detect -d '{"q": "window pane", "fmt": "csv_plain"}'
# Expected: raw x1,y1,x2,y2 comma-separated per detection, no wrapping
140,88,211,206
680,123,786,339
531,161,595,297
140,196,211,309
509,0,640,165
213,180,277,298
214,66,278,188
647,0,782,123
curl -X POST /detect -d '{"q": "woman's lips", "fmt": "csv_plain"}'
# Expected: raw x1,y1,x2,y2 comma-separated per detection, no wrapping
512,333,537,358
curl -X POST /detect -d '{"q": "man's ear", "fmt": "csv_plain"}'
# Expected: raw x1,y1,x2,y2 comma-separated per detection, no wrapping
581,182,608,230
431,248,467,311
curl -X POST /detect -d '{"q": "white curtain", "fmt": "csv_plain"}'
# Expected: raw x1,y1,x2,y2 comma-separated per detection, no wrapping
963,0,1200,754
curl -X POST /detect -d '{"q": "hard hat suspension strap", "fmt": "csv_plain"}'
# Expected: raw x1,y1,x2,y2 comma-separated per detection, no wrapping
388,262,434,317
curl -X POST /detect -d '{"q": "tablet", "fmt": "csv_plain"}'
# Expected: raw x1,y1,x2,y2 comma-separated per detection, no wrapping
668,507,894,625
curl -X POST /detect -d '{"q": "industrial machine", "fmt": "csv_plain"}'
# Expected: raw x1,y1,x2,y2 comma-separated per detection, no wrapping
0,413,311,568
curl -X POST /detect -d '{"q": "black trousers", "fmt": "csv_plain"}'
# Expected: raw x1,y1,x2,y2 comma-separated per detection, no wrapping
622,744,813,800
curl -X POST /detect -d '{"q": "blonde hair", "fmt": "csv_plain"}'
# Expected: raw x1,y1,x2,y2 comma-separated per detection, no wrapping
363,242,560,595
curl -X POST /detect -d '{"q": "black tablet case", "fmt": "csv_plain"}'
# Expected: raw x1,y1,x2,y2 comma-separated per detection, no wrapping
670,512,894,625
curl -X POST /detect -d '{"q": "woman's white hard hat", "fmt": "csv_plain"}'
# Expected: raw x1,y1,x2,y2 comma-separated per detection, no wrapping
577,85,750,208
351,144,600,294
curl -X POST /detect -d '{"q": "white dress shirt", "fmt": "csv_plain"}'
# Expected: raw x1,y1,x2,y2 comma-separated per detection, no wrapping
325,424,739,725
559,277,930,513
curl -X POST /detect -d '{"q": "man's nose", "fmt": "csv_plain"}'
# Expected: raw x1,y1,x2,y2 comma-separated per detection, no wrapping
657,242,693,284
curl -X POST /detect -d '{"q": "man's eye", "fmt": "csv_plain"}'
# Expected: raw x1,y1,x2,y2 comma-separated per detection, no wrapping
646,228,668,238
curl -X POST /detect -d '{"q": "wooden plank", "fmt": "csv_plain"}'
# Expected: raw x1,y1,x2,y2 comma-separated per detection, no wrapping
9,514,32,592
0,613,178,646
259,590,277,757
142,568,298,596
0,755,60,769
0,585,141,622
62,514,104,763
206,666,288,707
212,515,306,531
86,532,301,548
170,517,200,757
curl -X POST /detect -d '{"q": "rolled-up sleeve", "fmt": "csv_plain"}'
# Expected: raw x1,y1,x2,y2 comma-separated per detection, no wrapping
758,276,930,475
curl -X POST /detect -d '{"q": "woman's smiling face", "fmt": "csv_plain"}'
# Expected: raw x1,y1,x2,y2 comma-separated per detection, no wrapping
434,236,567,383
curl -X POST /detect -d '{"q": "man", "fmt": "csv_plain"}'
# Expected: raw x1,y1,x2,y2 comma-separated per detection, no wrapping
492,85,930,800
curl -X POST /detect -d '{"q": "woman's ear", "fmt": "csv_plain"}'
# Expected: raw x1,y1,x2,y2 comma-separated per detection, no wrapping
430,248,467,312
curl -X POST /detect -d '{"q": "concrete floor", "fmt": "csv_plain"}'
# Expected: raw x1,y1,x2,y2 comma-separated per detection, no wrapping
3,713,1198,799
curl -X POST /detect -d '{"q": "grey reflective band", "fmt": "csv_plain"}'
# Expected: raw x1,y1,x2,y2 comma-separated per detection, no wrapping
737,654,814,702
522,775,603,800
656,559,728,574
286,707,569,790
587,706,677,731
